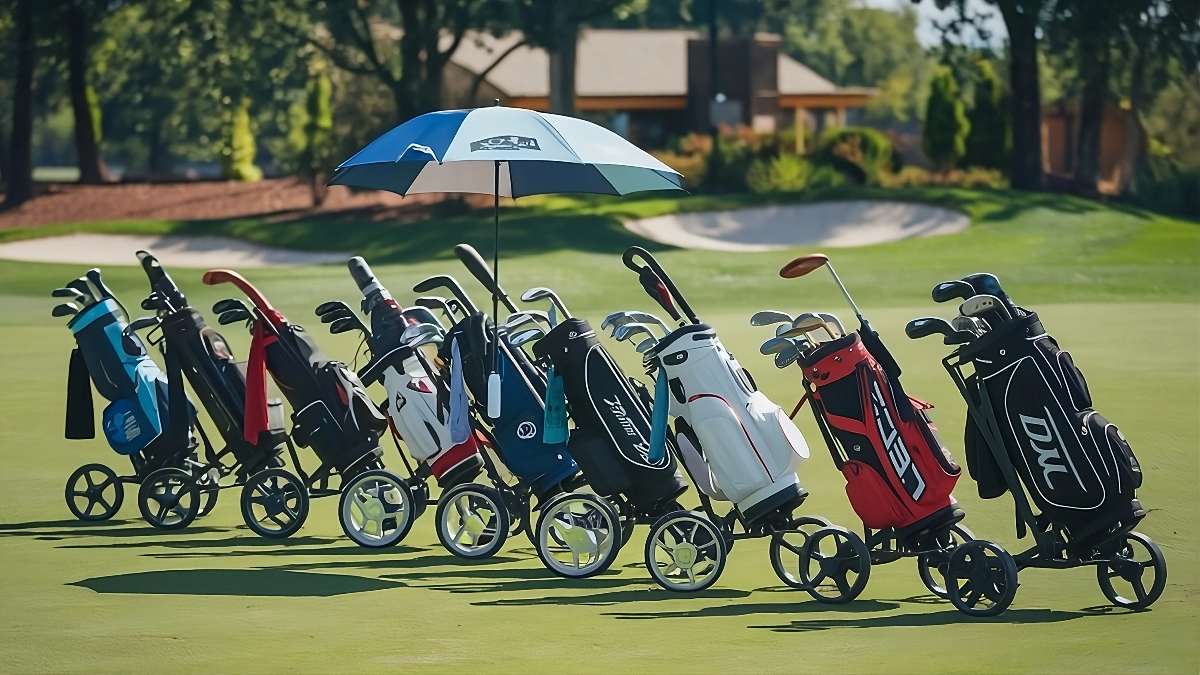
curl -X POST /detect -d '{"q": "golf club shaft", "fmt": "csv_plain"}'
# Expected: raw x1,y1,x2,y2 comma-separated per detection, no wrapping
454,244,518,314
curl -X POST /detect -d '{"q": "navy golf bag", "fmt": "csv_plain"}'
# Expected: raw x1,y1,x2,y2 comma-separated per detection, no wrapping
958,312,1144,555
532,317,686,512
440,312,579,497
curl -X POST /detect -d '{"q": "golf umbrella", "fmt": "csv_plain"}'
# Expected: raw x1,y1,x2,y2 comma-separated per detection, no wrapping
329,103,684,417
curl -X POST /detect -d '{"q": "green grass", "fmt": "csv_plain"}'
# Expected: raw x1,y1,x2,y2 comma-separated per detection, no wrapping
0,188,1197,673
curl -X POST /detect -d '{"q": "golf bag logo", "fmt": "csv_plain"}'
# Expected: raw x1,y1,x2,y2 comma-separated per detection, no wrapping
394,391,407,411
516,420,537,439
470,136,541,152
870,378,926,500
1018,411,1079,491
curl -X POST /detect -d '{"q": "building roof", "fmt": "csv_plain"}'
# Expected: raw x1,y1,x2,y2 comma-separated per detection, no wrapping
450,29,847,99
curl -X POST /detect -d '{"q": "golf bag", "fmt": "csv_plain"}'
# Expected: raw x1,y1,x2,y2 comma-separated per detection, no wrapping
138,252,285,480
532,317,686,511
958,312,1143,554
657,324,810,523
202,269,387,483
440,312,579,497
800,330,962,536
64,292,189,470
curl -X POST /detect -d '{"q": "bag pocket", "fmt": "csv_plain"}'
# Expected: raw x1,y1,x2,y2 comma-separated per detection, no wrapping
842,460,910,529
1082,411,1142,492
965,414,1008,499
1057,350,1093,410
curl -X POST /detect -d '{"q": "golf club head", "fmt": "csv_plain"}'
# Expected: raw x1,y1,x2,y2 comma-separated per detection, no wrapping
213,298,251,315
932,280,976,303
780,314,834,340
760,336,795,355
817,313,845,337
316,301,355,323
774,346,801,368
503,310,550,330
329,317,362,335
791,335,814,352
779,253,829,279
400,322,442,344
402,307,444,330
613,323,651,343
508,328,545,347
601,312,637,332
218,309,252,326
52,302,80,317
959,294,1012,322
961,273,1005,300
66,278,93,300
905,316,955,340
519,286,570,316
635,337,659,353
85,269,114,301
951,315,990,337
623,311,669,333
51,287,87,303
750,310,794,327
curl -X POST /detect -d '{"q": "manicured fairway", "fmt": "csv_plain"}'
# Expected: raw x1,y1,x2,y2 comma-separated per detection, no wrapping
0,194,1197,674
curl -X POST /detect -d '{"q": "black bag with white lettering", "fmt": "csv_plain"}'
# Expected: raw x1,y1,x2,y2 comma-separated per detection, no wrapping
533,318,686,511
960,312,1143,552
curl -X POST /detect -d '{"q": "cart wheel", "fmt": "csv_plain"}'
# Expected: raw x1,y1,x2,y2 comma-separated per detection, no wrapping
791,515,833,530
917,523,974,599
505,490,531,541
945,540,1018,617
338,469,412,548
770,530,813,589
436,483,510,559
138,468,200,530
195,469,220,518
799,526,871,604
241,468,308,539
536,493,622,579
65,463,123,521
645,510,726,592
1096,531,1167,611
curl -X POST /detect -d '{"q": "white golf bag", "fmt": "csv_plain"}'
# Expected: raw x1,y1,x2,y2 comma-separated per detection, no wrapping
658,324,810,522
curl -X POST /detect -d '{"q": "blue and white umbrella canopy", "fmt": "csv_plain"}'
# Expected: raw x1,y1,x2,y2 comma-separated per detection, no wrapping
329,106,683,197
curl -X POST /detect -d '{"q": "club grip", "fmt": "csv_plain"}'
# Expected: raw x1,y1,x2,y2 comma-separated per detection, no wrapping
348,256,376,291
136,250,186,309
454,244,517,313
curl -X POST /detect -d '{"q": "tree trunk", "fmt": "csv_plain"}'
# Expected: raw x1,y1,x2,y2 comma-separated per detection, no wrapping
66,2,108,184
1074,41,1110,195
1118,46,1147,194
548,1,577,116
0,115,10,187
998,0,1044,191
5,0,35,207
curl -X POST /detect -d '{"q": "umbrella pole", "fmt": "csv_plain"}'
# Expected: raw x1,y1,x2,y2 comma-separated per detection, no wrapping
487,160,502,419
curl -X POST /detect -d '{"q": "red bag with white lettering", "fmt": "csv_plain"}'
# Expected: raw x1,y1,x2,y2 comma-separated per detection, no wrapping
799,332,961,532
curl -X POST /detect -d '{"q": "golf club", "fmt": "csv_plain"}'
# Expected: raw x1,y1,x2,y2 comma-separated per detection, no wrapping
779,253,870,330
218,309,252,326
774,346,800,368
52,303,80,318
961,272,1019,316
905,316,971,344
412,275,479,315
503,310,551,331
508,327,545,348
780,313,837,340
613,323,653,343
51,287,88,304
932,280,977,304
817,313,845,337
66,278,93,301
750,310,794,327
520,287,571,318
214,298,252,315
84,268,114,302
960,294,1012,323
760,336,796,355
952,315,990,337
635,337,659,353
402,307,444,331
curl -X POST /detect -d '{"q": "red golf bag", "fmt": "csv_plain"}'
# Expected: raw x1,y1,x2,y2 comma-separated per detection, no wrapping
800,331,961,534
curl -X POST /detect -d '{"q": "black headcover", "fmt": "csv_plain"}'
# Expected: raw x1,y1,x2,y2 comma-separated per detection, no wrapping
533,317,685,509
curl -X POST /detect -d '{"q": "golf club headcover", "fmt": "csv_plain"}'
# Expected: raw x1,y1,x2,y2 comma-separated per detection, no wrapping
243,318,278,443
543,365,568,444
638,268,681,322
449,338,470,445
648,368,669,463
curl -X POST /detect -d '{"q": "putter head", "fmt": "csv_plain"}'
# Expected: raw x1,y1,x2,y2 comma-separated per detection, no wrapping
905,316,955,340
932,280,976,303
774,346,801,368
759,336,795,355
635,337,658,353
52,302,80,318
779,253,829,279
750,310,794,327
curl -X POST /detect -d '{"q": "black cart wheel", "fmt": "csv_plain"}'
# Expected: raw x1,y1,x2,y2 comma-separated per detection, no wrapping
241,468,308,539
1096,531,1167,611
944,540,1019,617
770,530,813,589
138,468,200,530
799,526,872,604
338,469,412,548
436,483,510,559
65,463,123,521
645,510,726,592
536,493,622,579
917,523,974,599
195,469,220,518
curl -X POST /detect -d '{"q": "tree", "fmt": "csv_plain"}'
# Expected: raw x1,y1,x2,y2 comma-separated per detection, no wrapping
964,58,1009,169
220,97,261,182
64,0,109,183
923,65,969,170
287,57,334,204
5,0,34,207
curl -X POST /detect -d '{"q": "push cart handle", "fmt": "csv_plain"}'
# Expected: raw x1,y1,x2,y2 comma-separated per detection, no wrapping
202,269,282,326
622,246,698,324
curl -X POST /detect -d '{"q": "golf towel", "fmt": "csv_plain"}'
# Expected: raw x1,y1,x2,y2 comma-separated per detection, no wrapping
244,318,278,443
648,368,669,463
543,365,568,444
449,338,470,445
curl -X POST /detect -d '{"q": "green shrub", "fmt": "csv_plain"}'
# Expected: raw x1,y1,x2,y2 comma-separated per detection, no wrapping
1129,163,1200,218
923,66,970,170
652,150,707,190
808,163,848,189
964,59,1010,170
813,126,893,185
878,165,1006,188
747,154,814,193
220,97,262,182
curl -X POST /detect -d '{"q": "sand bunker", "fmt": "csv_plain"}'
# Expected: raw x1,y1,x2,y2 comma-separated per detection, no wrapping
0,233,346,268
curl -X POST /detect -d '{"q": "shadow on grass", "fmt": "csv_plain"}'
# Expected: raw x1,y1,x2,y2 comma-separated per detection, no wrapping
752,607,1096,632
475,587,752,608
58,535,346,550
603,598,897,619
0,519,231,539
70,568,404,597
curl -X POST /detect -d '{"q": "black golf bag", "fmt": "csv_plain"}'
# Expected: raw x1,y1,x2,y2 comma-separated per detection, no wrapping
532,317,686,512
958,312,1144,555
440,312,579,497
